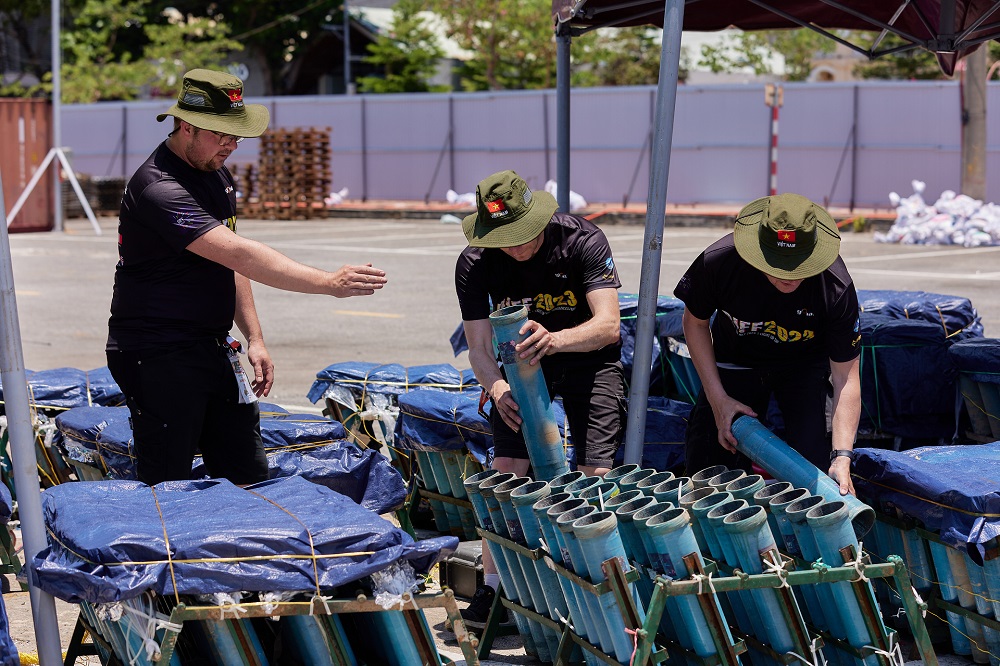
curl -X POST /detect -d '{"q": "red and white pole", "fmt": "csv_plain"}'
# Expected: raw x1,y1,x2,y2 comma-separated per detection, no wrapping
764,83,783,196
769,102,779,196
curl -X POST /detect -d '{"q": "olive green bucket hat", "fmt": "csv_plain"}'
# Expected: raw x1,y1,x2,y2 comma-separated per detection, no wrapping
462,170,558,248
733,193,841,280
156,69,270,138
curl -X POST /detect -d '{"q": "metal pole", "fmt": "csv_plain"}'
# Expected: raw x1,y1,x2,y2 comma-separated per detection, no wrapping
343,0,353,95
448,96,455,191
51,0,62,232
622,0,685,465
556,25,571,212
850,84,858,212
0,170,64,663
542,93,551,183
360,96,367,202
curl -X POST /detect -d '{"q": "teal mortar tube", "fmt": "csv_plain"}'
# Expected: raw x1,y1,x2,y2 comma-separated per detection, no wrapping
806,500,886,666
489,305,569,481
732,416,874,537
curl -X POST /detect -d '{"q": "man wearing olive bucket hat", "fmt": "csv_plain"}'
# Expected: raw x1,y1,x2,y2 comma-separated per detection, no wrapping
107,69,387,486
674,193,861,496
455,170,625,627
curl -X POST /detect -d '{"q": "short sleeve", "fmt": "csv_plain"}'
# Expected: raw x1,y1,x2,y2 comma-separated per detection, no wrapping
826,283,861,363
579,227,621,293
674,252,715,320
456,249,492,321
136,180,223,254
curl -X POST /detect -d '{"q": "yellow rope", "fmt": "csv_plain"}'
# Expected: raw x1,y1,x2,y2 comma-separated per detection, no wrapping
150,487,181,604
925,608,1000,662
961,390,1000,421
43,497,375,571
401,411,489,435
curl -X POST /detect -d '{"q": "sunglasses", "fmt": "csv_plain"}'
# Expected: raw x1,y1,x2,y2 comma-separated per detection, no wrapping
205,129,245,146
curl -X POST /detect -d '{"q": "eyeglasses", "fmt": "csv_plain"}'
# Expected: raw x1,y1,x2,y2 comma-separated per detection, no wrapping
205,129,245,146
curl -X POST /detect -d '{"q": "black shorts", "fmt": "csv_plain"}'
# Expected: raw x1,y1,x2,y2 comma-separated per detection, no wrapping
107,339,268,486
684,363,831,476
491,362,626,468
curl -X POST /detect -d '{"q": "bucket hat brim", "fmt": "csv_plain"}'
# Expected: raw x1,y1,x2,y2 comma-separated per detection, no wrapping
733,195,841,280
156,103,270,139
462,190,558,248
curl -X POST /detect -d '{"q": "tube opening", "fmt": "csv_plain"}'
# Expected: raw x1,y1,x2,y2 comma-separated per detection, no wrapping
708,500,748,521
723,505,763,524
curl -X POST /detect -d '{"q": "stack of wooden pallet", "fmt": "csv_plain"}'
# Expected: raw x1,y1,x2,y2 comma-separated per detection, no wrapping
231,163,257,216
249,127,332,220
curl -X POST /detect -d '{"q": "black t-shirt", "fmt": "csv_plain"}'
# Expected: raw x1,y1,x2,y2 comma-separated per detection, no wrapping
107,143,237,351
455,212,622,372
674,234,860,368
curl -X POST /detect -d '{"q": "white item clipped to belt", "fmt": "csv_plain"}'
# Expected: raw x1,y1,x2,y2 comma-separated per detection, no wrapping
225,335,258,404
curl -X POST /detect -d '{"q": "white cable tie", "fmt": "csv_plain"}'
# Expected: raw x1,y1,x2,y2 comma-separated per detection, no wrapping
844,542,869,583
217,599,248,621
691,571,716,596
763,551,790,589
910,585,927,617
555,607,575,632
154,618,185,634
863,633,906,666
786,636,829,666
311,593,334,616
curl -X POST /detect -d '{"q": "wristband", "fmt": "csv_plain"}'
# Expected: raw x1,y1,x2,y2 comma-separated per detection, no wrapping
829,449,856,463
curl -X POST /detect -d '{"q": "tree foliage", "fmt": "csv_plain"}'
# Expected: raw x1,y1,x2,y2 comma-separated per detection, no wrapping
357,0,447,93
427,0,556,90
571,27,682,87
0,0,49,93
698,29,834,81
35,0,241,103
852,33,948,80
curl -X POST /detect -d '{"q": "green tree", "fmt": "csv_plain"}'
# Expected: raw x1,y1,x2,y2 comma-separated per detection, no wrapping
0,0,49,95
853,33,948,80
571,27,679,87
167,0,335,95
50,0,241,103
698,29,834,81
427,0,555,90
357,0,446,93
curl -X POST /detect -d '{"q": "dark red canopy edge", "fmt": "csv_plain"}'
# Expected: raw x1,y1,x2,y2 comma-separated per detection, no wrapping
552,0,1000,75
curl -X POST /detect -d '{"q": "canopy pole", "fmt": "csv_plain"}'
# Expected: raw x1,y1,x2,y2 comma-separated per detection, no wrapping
556,23,571,212
0,170,64,661
622,0,685,465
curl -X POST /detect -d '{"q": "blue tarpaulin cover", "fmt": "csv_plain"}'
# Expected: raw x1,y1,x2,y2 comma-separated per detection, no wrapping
395,389,493,463
0,482,10,524
395,388,689,469
29,475,458,604
858,290,983,338
191,439,406,514
307,363,478,405
853,444,1000,555
0,367,124,411
0,482,13,665
93,411,349,479
62,407,401,511
55,406,125,467
858,313,976,439
394,388,574,465
949,338,1000,384
0,591,16,666
257,415,347,449
613,397,691,471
